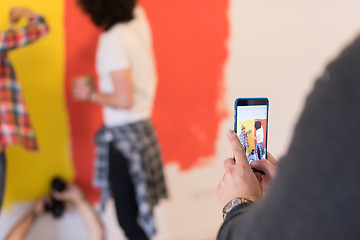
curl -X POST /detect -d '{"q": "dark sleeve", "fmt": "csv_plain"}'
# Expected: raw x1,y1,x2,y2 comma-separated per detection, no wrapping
218,35,360,240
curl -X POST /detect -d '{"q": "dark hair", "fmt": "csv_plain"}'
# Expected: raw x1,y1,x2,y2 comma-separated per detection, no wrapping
77,0,136,30
254,121,262,130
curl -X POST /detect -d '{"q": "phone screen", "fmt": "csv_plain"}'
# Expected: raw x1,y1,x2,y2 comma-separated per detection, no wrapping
235,98,269,163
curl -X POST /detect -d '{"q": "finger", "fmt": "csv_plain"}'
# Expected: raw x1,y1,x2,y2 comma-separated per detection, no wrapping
250,159,275,175
43,196,51,205
73,89,82,96
73,81,84,88
72,88,79,95
75,82,85,87
74,84,84,91
72,89,83,98
52,191,65,200
227,129,248,166
11,18,19,24
267,152,277,165
254,172,262,183
223,157,235,171
72,80,81,86
37,195,47,203
72,93,80,99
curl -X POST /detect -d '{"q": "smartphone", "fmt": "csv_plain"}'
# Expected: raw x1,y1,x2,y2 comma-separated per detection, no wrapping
234,98,269,172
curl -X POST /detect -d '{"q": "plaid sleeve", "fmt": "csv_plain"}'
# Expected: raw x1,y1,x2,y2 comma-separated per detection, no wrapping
0,14,49,54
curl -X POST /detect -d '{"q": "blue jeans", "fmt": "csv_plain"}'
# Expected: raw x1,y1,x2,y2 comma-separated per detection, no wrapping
0,152,5,211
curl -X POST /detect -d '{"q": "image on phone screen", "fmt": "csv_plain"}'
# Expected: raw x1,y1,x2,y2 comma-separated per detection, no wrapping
235,98,268,163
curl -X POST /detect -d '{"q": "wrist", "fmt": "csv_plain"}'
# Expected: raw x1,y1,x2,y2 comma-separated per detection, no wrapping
72,195,86,207
31,208,41,219
23,8,34,19
222,197,254,221
19,8,34,19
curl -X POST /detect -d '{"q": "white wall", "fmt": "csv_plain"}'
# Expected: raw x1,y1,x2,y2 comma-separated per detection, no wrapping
1,1,360,239
227,0,360,158
154,1,360,239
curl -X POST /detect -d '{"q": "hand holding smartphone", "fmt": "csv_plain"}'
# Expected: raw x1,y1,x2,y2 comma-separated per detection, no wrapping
234,98,269,174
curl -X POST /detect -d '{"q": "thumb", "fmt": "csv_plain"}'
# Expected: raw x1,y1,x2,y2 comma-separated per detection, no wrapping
267,152,277,165
250,159,275,175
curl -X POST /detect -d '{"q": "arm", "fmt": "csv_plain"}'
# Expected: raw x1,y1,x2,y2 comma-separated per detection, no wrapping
53,184,105,240
217,130,278,239
74,198,105,240
5,198,47,240
73,68,134,109
0,7,49,54
217,130,262,211
218,36,360,240
254,130,260,141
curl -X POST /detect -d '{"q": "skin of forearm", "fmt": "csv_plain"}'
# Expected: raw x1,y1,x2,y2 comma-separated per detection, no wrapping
5,210,37,240
74,199,105,240
86,68,134,109
91,91,133,109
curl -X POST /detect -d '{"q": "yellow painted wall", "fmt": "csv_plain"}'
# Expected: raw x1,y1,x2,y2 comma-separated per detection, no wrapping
0,1,73,207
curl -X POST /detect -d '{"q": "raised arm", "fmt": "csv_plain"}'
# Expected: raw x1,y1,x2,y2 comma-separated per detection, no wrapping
0,7,49,54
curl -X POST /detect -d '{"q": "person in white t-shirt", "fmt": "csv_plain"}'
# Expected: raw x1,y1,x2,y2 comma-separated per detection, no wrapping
73,1,168,239
254,121,264,160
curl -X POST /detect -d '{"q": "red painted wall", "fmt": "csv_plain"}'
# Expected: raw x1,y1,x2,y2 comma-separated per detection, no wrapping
141,0,229,170
65,0,229,200
65,0,102,201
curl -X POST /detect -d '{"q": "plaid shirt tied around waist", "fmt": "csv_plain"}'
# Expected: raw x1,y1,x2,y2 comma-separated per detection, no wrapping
93,120,168,238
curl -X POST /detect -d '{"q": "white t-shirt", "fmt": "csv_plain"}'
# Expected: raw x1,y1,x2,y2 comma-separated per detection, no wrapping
256,126,264,143
96,7,157,127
